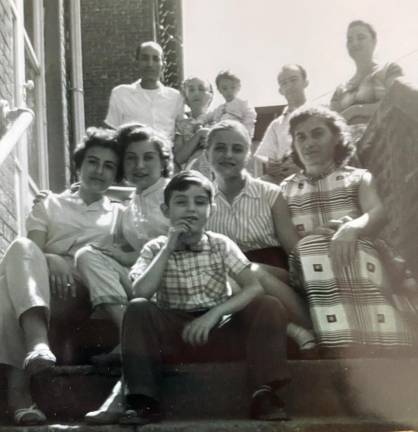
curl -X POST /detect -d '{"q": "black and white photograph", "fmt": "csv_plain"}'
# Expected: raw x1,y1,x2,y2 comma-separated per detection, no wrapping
1,0,418,430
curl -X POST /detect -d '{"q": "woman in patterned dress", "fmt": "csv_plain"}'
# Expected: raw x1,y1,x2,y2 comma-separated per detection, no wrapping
280,105,415,352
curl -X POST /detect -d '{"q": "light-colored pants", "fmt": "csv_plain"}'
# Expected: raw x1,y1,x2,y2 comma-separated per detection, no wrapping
0,238,50,369
75,245,131,309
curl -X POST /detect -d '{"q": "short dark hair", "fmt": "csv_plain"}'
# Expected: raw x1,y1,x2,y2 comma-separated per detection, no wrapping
73,127,123,182
348,20,377,41
278,64,308,82
215,70,241,90
116,123,173,178
163,170,215,206
288,106,355,168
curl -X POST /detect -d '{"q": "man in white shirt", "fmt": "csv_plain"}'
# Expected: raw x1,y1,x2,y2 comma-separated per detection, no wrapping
105,41,183,142
254,64,308,183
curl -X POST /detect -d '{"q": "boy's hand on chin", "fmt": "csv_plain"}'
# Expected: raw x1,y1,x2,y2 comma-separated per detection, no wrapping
166,220,191,252
182,310,220,346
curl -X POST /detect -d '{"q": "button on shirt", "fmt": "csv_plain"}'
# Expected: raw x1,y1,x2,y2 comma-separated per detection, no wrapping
254,107,291,161
120,177,170,252
26,191,121,258
130,232,250,311
105,80,184,141
207,175,281,252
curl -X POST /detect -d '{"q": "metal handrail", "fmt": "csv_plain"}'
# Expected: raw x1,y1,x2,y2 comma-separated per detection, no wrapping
0,107,34,166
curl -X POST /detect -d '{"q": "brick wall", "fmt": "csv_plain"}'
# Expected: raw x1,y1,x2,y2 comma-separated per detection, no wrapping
359,78,418,273
0,0,18,256
80,0,155,127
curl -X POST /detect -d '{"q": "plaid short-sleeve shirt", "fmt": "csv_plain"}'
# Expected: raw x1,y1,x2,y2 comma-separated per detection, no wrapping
130,231,250,311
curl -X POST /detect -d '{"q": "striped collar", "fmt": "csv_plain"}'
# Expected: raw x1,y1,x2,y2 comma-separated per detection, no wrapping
214,173,260,200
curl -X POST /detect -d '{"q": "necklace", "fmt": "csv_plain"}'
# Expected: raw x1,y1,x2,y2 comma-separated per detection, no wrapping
304,164,336,183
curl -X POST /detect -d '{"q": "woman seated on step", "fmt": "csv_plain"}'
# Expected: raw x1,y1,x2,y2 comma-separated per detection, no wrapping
205,120,314,350
0,127,123,426
280,105,416,355
75,123,172,365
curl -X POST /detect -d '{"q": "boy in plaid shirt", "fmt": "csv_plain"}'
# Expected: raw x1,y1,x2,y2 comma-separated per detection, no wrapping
120,170,290,424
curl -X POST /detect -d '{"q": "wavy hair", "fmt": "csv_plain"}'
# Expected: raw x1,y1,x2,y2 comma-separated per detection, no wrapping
288,106,355,168
116,123,173,178
73,127,123,182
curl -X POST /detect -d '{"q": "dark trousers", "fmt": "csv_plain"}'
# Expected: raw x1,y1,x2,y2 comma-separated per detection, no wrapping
121,295,290,402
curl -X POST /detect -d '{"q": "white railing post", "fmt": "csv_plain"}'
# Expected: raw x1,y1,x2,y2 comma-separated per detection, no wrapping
33,0,49,189
69,0,85,146
12,0,30,235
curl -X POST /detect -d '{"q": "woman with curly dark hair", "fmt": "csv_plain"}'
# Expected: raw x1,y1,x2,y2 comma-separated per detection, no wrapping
280,105,415,352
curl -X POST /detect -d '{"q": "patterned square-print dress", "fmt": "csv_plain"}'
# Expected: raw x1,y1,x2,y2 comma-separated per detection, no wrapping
281,166,415,349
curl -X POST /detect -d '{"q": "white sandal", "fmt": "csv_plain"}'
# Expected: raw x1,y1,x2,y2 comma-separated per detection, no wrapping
23,347,56,375
14,404,46,425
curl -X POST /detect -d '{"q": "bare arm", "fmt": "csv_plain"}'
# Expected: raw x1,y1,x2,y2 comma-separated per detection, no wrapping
340,102,380,123
330,171,386,270
271,193,300,255
131,245,171,299
182,266,263,346
132,221,190,298
212,266,263,316
174,128,208,166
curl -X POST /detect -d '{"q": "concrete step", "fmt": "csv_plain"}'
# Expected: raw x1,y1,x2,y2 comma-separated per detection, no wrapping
0,418,417,432
1,358,418,423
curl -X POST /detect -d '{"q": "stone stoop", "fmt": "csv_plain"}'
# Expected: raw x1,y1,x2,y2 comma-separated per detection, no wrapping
0,418,416,432
1,358,418,427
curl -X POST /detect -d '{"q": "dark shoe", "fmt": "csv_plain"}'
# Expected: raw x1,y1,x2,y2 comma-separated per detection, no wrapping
119,406,162,425
250,389,289,421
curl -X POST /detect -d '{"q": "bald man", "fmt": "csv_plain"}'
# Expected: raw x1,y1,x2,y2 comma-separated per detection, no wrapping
105,41,183,141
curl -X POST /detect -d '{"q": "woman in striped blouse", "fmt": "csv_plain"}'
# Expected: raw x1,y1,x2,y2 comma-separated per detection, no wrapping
281,105,415,352
205,120,314,350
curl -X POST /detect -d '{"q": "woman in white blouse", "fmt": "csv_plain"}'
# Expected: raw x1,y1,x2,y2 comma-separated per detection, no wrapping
0,128,123,425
